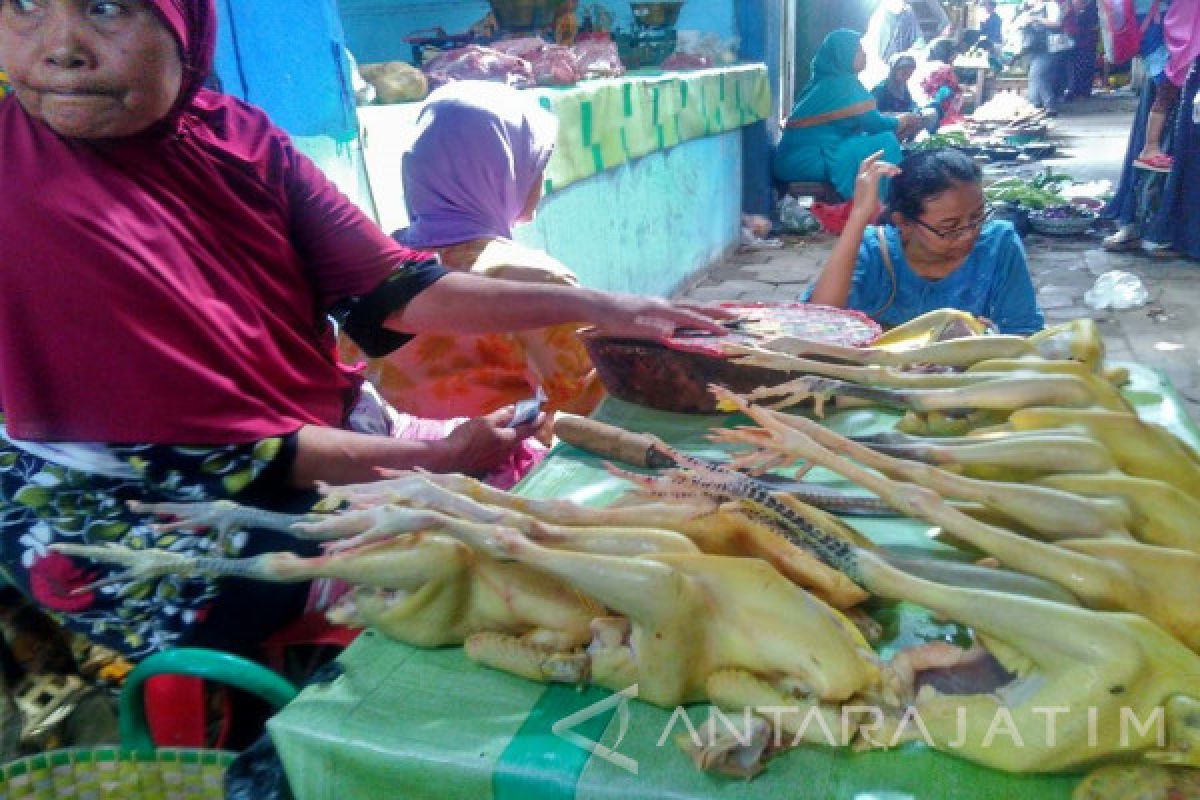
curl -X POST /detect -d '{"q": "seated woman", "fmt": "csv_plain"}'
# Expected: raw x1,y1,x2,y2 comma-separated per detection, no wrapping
872,54,919,114
351,82,603,420
807,148,1045,335
0,0,725,659
911,38,965,128
774,29,921,200
920,63,966,128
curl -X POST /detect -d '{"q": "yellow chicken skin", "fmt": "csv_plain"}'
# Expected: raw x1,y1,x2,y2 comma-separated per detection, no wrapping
742,314,1103,371
59,507,881,717
849,428,1117,483
1035,473,1200,554
999,407,1200,497
711,392,1200,655
725,347,1130,413
739,373,1130,419
717,418,1133,544
471,525,881,709
56,523,602,654
709,388,1200,773
318,470,871,609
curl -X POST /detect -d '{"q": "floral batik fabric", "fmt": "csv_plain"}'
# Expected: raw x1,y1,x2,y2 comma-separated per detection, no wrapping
0,426,293,659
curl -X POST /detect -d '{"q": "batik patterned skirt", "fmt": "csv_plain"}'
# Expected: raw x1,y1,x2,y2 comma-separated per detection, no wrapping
0,426,307,659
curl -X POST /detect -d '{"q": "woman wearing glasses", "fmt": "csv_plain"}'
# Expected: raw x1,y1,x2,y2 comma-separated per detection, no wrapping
807,148,1045,335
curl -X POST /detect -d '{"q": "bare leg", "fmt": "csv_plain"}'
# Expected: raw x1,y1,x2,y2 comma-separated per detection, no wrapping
1138,110,1168,160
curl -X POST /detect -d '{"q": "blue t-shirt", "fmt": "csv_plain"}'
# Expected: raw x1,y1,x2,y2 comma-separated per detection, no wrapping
809,220,1045,335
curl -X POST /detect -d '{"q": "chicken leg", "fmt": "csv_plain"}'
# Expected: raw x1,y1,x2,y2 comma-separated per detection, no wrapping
712,389,1200,654
703,392,1200,772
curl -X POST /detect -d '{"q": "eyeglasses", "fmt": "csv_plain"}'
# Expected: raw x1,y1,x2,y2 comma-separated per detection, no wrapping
912,208,993,241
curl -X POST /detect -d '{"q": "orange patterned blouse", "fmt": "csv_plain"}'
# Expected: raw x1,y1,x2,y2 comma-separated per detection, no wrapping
341,238,603,418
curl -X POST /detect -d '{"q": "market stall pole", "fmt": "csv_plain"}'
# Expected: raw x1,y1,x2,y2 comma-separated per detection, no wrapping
954,52,994,112
267,363,1200,800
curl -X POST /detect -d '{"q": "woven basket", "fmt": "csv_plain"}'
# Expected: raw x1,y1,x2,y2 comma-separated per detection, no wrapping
0,649,297,800
0,747,233,800
1029,214,1094,236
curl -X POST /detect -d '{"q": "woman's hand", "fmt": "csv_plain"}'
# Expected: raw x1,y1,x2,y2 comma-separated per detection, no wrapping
850,151,902,224
435,406,548,476
896,113,924,140
588,295,733,340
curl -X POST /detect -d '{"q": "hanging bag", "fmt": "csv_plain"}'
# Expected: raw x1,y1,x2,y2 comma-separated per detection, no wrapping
1098,0,1159,65
1020,21,1050,55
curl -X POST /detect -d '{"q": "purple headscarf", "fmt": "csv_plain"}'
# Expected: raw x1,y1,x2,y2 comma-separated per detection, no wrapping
398,81,558,248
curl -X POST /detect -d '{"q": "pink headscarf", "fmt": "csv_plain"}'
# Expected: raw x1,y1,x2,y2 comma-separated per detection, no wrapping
0,0,416,443
148,0,217,110
1163,0,1200,88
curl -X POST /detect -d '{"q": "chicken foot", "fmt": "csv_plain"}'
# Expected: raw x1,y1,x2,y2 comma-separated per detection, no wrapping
717,412,1132,542
55,525,603,652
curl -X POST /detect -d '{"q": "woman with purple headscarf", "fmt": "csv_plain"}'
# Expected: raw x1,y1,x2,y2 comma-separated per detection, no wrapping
352,82,603,420
0,0,723,658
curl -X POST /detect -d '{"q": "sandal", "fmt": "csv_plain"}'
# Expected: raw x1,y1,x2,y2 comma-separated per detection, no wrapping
1103,228,1142,252
1143,241,1179,259
1133,153,1173,173
13,672,85,746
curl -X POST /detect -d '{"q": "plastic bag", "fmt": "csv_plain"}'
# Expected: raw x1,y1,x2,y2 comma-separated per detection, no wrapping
358,61,427,104
1084,270,1149,310
674,30,740,65
776,195,821,234
422,45,535,89
810,200,854,235
571,39,624,78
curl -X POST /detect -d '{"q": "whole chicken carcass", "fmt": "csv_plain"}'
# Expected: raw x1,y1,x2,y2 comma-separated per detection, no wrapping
57,509,605,662
58,505,882,720
708,389,1200,773
744,314,1103,371
713,389,1200,654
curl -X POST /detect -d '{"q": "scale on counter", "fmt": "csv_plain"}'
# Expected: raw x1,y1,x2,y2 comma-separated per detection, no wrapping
615,1,684,68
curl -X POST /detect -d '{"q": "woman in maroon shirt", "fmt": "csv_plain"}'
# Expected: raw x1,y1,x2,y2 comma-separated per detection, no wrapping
0,0,725,657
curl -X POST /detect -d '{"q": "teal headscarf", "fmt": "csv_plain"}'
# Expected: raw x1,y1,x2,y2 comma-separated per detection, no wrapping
788,29,873,122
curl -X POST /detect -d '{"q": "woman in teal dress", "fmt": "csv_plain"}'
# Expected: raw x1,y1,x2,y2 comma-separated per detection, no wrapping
774,29,920,200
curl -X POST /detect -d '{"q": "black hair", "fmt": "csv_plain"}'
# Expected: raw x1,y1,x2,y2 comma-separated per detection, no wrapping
927,37,959,64
887,148,982,221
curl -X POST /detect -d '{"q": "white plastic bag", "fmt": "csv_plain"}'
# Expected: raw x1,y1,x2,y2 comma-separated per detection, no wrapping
1083,270,1149,310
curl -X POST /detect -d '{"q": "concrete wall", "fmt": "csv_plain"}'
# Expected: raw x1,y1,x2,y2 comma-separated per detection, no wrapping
338,0,738,65
513,131,743,296
212,0,746,297
359,101,743,297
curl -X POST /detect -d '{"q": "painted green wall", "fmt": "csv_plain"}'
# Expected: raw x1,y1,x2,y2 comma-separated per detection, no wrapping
513,130,743,296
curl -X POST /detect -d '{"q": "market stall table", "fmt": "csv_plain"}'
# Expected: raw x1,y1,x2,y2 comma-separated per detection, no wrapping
268,364,1200,800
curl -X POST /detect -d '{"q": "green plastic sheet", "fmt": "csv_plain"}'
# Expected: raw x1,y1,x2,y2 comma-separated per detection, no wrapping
269,364,1199,800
